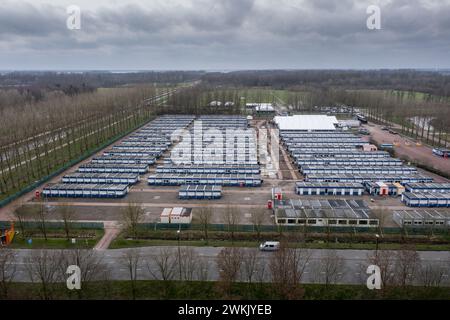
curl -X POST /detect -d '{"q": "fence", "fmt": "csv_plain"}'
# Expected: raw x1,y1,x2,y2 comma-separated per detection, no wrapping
135,223,449,236
0,220,104,230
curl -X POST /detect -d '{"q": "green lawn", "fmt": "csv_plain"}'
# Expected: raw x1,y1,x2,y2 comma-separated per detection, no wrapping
8,229,104,249
109,236,450,251
5,280,450,300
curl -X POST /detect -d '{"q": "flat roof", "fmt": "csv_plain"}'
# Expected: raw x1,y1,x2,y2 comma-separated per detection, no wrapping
274,115,338,131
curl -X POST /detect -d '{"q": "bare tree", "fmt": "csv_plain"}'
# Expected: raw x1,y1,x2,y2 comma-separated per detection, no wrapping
122,202,144,239
121,249,141,300
197,207,212,242
196,257,210,282
311,250,345,287
0,248,17,299
225,205,239,243
394,245,420,288
241,248,260,284
34,202,48,241
148,247,177,281
61,249,108,299
372,207,387,235
216,247,243,297
25,250,64,300
365,250,397,290
269,244,311,299
147,247,178,298
251,209,266,240
418,262,448,288
179,247,199,281
13,203,27,237
60,203,74,241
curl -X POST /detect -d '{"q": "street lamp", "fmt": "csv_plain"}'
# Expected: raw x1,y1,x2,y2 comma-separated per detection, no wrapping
375,234,380,258
177,229,182,280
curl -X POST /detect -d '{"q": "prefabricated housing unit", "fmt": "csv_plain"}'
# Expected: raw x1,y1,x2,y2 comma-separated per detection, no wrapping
77,163,149,174
148,173,262,187
62,173,139,185
160,207,193,224
401,192,450,207
274,199,378,227
295,182,364,196
393,209,449,228
178,185,222,199
42,183,129,198
405,183,450,193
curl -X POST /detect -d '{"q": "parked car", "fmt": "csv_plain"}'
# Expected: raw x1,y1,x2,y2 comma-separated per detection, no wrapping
359,128,370,135
388,129,399,135
381,126,390,131
259,241,280,251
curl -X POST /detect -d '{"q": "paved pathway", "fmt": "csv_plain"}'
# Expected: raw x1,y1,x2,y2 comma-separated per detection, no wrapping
94,221,122,250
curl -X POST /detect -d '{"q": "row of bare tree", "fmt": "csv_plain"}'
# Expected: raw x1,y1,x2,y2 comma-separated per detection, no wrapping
0,244,448,300
0,85,159,197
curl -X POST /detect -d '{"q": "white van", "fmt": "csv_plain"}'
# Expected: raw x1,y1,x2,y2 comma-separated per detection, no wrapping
259,241,280,252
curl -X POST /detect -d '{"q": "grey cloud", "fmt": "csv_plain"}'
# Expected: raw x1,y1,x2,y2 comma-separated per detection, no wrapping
0,0,449,69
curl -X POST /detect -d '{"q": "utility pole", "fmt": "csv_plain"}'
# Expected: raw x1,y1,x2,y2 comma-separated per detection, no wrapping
177,228,182,280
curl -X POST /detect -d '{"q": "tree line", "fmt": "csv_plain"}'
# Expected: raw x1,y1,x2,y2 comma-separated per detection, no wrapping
0,243,448,300
0,85,160,199
202,69,450,97
0,71,203,102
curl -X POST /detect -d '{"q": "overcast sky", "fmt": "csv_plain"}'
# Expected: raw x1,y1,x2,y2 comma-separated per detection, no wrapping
1,0,450,70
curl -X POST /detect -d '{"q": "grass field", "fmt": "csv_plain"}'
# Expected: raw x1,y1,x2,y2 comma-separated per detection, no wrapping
110,235,450,251
8,229,104,249
4,280,450,300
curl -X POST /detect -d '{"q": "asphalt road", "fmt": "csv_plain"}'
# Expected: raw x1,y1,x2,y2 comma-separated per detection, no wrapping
9,247,450,286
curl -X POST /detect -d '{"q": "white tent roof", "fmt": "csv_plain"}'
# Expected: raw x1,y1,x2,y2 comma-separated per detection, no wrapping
274,115,338,131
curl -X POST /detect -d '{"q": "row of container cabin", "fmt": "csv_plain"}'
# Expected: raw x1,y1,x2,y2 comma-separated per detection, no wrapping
405,183,450,193
156,164,260,174
62,173,139,185
293,151,390,158
280,132,361,138
300,166,416,175
275,209,379,227
297,158,403,166
148,173,262,187
285,143,367,149
282,137,367,143
169,159,259,165
393,210,449,228
305,173,433,184
178,185,222,199
295,182,365,196
78,163,149,174
42,184,129,198
91,155,156,165
401,192,450,207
